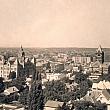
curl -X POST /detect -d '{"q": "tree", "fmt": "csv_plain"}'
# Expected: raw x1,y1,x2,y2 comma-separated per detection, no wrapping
74,101,107,110
74,72,92,99
74,73,88,84
28,72,44,110
9,71,16,79
25,62,36,77
19,86,29,105
43,80,67,102
5,76,26,92
108,65,110,74
0,77,5,93
43,72,92,102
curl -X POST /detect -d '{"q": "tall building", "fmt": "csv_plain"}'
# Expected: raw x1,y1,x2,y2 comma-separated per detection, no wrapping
18,45,25,68
96,45,104,64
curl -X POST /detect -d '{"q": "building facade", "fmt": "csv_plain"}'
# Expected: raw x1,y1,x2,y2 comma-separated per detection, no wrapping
0,46,36,80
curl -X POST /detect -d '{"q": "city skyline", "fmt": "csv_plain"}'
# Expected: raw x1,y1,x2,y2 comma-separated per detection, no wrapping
0,0,110,48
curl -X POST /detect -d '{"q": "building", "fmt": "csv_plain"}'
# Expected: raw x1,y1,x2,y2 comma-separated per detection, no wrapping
96,45,104,64
89,61,109,81
2,86,19,96
50,61,64,73
0,86,19,102
89,61,102,81
44,100,64,110
72,56,91,64
36,59,48,72
0,46,36,80
0,46,25,80
0,56,19,80
81,89,110,110
0,104,24,110
46,73,66,81
92,80,110,90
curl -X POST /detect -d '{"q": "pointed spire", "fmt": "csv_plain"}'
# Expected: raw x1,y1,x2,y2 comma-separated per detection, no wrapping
21,45,24,51
96,45,103,53
20,45,25,57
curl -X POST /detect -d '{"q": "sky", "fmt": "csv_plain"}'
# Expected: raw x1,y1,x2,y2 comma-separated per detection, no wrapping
0,0,110,48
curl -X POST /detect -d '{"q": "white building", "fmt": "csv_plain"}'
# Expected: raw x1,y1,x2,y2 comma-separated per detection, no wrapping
46,73,66,81
92,80,110,90
72,56,91,64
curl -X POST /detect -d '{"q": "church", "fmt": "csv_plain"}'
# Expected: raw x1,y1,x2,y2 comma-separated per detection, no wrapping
89,45,110,81
0,46,36,80
95,45,104,64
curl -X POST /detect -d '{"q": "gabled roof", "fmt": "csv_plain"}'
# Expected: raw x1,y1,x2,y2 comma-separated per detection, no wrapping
3,86,19,95
0,104,24,110
90,90,102,99
102,89,110,101
82,89,110,103
82,90,102,103
82,95,95,103
92,80,110,90
90,61,101,68
45,100,64,108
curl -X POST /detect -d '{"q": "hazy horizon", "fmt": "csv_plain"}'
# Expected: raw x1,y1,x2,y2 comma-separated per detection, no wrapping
0,0,110,48
0,46,109,49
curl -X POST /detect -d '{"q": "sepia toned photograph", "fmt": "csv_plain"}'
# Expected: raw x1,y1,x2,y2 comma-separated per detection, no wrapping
0,0,110,110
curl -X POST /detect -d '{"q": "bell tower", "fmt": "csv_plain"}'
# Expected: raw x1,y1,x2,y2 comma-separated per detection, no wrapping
96,45,104,64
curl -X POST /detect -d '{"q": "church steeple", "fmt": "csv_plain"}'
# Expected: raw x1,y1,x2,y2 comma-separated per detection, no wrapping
21,45,25,57
19,45,25,68
96,45,103,53
96,45,104,64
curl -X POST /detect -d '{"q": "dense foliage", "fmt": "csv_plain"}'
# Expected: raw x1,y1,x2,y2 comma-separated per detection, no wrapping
0,77,5,93
19,86,29,105
28,72,44,110
43,72,92,103
74,101,107,110
28,81,44,110
44,80,67,102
